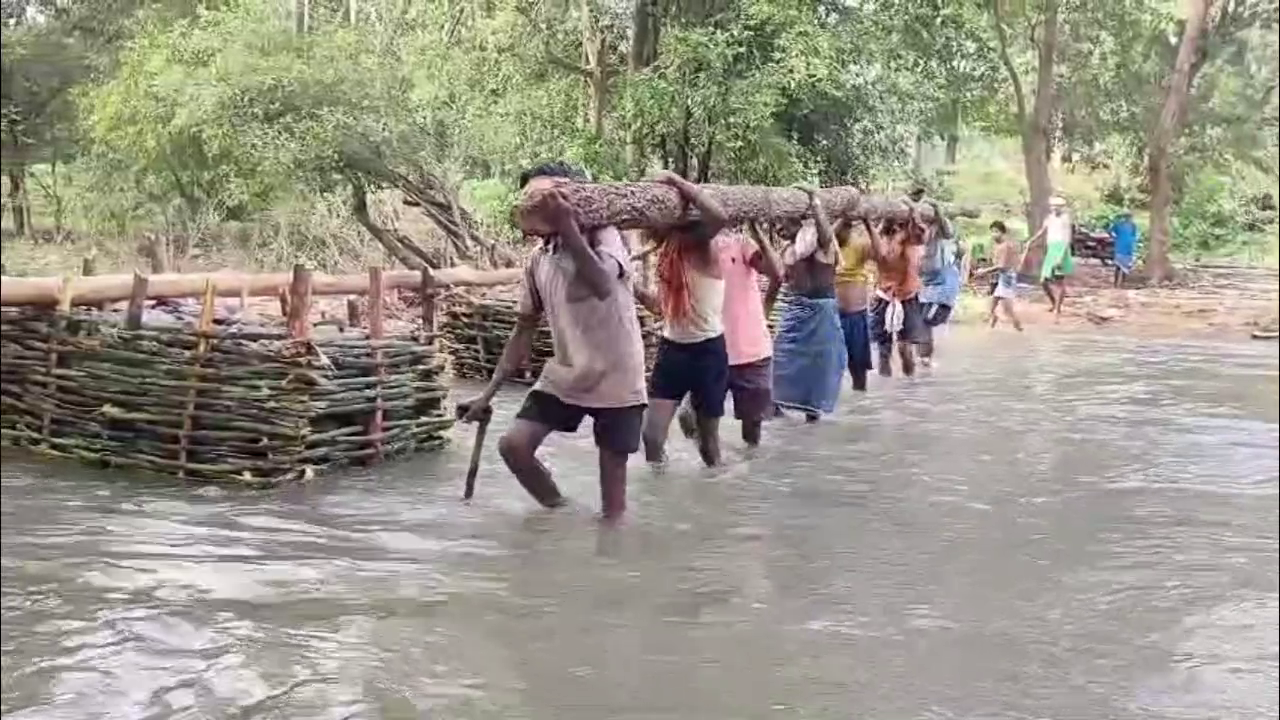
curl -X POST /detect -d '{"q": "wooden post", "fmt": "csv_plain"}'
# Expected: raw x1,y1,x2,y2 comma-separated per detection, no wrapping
125,272,148,330
287,264,313,339
346,297,362,328
81,256,96,278
367,266,385,462
178,280,217,480
419,267,437,336
40,282,76,440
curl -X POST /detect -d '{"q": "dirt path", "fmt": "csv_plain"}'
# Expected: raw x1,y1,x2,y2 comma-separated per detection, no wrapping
962,261,1280,341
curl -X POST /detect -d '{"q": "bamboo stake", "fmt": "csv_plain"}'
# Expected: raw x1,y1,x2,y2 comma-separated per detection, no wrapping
179,280,217,480
367,266,385,463
287,264,313,339
420,267,437,336
125,272,148,330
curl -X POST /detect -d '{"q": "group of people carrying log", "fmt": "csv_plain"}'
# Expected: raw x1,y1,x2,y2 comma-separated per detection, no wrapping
457,161,1072,521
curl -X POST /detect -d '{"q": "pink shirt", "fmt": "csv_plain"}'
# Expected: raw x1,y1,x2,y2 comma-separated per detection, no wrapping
717,234,772,366
518,227,647,408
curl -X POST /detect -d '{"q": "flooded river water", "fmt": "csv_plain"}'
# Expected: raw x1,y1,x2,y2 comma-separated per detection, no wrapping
2,331,1277,719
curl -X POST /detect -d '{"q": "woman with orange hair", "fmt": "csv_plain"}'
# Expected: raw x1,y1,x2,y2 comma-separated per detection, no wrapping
639,171,731,467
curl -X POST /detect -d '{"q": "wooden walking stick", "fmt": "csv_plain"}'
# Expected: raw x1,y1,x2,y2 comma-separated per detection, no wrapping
456,402,494,500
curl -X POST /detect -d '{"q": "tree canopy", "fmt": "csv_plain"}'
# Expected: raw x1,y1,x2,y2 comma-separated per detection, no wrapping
2,0,1276,274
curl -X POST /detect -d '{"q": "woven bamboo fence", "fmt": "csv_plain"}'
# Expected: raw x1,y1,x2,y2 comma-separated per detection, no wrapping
0,264,518,486
441,293,662,382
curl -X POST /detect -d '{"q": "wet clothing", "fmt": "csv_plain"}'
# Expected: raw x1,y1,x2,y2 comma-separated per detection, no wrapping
836,239,873,287
649,334,730,418
993,269,1019,299
839,309,874,375
517,390,644,455
727,356,774,422
869,292,927,346
519,227,646,408
772,294,846,415
662,265,724,343
719,235,772,366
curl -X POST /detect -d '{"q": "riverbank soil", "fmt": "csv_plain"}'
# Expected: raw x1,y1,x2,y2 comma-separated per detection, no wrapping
970,261,1279,340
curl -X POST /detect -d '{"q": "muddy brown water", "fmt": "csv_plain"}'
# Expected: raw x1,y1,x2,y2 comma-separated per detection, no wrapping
2,330,1277,719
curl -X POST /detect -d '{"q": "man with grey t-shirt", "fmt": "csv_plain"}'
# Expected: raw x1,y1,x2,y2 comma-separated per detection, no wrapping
459,161,647,521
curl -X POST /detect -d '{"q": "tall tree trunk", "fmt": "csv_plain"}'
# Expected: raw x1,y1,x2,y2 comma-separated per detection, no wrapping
992,0,1059,233
627,0,662,177
293,0,309,34
578,0,609,138
6,166,30,237
944,101,961,165
1146,0,1214,284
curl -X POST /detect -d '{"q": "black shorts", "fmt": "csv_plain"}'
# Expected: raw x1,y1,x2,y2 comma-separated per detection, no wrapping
920,302,953,328
728,357,773,422
648,334,730,418
868,295,927,345
515,390,645,455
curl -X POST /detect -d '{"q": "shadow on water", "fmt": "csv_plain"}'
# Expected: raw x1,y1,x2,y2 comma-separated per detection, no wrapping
2,330,1278,719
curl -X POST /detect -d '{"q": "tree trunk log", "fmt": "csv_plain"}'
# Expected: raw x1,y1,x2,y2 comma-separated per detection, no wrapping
1146,0,1213,284
1,266,523,308
515,183,969,235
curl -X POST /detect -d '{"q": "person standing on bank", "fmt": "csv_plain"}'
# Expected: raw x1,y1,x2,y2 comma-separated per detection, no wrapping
768,187,847,422
1022,195,1075,321
1109,209,1139,288
459,161,647,522
640,171,731,467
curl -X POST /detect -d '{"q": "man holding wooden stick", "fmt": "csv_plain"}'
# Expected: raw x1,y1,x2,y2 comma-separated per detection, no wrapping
460,161,647,521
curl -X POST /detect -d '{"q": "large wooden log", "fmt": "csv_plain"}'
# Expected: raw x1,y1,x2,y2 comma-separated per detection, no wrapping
516,183,976,234
1,265,523,308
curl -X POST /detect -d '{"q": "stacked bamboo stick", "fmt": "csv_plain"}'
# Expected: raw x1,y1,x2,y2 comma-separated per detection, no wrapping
441,293,662,382
0,266,454,486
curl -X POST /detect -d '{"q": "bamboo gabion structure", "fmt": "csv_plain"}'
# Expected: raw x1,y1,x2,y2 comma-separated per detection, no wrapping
0,265,460,486
441,293,662,382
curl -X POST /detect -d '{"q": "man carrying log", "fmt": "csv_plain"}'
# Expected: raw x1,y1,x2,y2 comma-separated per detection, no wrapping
767,188,847,422
460,161,647,522
912,188,965,368
638,171,732,466
833,218,876,392
866,203,930,377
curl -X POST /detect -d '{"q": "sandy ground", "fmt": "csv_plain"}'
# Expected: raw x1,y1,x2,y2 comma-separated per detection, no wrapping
957,261,1280,341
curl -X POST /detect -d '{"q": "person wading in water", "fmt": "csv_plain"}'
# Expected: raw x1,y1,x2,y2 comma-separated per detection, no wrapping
460,161,647,522
910,189,964,368
974,220,1025,331
866,203,929,377
767,187,847,422
638,171,731,467
833,218,875,391
671,220,784,449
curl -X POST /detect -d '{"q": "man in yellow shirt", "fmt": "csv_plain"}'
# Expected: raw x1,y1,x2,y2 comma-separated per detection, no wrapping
834,218,875,391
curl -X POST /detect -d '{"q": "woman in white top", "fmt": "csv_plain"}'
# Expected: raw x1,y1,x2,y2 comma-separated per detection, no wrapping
639,171,731,467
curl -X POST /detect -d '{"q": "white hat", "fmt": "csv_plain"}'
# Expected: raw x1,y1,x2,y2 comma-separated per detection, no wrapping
1049,195,1067,207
